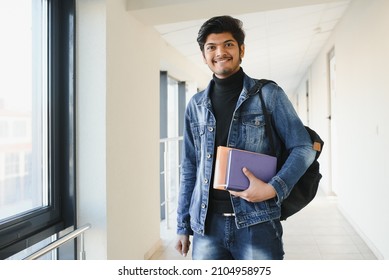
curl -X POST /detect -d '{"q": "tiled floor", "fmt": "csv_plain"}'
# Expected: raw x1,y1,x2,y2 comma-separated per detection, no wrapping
151,191,377,260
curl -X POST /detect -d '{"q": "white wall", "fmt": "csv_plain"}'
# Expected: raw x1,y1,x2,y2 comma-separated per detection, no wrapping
77,0,161,259
297,0,389,259
160,38,210,90
105,0,162,260
76,0,209,259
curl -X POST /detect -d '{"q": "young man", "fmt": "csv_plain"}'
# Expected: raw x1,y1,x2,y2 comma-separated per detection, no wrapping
175,15,315,260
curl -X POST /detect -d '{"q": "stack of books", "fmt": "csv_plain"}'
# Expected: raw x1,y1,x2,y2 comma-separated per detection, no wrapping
213,146,277,191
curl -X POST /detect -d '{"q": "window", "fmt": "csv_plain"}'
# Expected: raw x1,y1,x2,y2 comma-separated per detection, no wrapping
167,77,180,205
0,121,9,138
159,72,187,228
0,0,76,259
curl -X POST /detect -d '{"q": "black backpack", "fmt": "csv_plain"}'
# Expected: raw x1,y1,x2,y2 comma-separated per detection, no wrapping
254,79,324,220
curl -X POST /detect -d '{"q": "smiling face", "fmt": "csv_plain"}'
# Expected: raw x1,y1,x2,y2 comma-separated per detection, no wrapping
202,32,245,79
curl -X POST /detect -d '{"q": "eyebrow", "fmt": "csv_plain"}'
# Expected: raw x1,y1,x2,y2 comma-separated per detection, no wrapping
205,39,236,46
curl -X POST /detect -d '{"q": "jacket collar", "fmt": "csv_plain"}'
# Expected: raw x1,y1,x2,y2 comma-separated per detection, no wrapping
196,72,257,108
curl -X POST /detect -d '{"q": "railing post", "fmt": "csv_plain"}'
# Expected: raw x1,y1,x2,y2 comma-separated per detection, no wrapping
164,141,170,229
79,232,86,260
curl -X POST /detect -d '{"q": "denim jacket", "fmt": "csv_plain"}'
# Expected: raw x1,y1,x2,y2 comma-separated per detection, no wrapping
177,73,316,236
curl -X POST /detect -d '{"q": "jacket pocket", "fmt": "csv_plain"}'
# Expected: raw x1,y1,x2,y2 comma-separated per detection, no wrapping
240,114,266,151
190,123,206,161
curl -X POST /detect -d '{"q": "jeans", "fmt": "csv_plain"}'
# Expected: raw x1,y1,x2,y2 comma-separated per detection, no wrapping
192,212,284,260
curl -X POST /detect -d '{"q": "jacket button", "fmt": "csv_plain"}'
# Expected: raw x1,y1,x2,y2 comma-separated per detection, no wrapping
204,178,208,184
201,203,206,209
208,127,214,132
207,153,212,159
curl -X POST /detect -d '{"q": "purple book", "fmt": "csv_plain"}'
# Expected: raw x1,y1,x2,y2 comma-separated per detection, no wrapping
225,149,277,191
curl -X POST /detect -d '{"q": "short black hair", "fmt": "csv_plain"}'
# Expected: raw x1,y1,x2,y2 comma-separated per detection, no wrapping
197,15,245,52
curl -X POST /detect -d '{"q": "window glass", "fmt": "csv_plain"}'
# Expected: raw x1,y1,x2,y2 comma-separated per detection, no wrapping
166,77,180,218
0,1,48,221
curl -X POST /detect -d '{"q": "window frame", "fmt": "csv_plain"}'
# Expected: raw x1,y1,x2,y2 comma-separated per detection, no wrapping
0,0,76,259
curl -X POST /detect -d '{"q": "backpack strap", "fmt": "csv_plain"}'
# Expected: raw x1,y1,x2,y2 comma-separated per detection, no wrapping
256,81,324,159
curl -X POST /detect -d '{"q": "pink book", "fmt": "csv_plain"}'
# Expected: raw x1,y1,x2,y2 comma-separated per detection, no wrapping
213,146,233,190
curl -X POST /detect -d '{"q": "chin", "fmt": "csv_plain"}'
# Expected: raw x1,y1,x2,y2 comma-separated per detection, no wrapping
215,68,232,75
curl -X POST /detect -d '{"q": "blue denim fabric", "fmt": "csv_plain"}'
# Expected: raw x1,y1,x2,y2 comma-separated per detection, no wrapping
177,73,316,236
192,213,284,260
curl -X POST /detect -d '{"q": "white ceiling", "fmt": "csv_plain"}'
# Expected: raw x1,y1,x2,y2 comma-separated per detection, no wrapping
128,0,351,95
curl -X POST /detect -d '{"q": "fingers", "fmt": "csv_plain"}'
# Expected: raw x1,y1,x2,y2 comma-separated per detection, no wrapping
242,167,253,180
229,188,251,201
229,167,276,202
181,241,190,257
175,235,191,257
228,167,252,198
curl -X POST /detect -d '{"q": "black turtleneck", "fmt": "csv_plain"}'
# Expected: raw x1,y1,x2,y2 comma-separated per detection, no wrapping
209,68,244,213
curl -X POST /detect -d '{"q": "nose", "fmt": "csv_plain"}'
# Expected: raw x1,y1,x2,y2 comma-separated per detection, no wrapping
215,45,227,57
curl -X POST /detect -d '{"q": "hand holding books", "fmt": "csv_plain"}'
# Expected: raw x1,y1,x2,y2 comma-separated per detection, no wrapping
213,146,278,202
228,167,277,203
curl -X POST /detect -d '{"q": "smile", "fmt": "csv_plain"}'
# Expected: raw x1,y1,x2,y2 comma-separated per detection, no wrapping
213,57,232,63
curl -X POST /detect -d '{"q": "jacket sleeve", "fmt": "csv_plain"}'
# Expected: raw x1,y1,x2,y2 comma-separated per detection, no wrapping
265,84,316,205
176,103,196,235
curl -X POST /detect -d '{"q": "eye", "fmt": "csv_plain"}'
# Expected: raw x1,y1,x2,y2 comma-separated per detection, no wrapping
225,42,234,47
206,45,216,51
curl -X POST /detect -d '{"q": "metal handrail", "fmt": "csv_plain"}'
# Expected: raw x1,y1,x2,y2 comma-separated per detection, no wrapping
159,136,183,143
23,223,91,260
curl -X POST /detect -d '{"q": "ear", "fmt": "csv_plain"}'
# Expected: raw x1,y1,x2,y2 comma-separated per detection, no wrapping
240,44,245,60
202,52,207,64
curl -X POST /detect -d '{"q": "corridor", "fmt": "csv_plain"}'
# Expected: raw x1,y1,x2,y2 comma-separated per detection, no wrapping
151,190,377,260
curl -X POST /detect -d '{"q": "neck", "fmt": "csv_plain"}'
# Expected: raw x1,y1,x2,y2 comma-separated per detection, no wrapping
213,67,244,91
